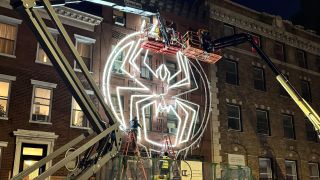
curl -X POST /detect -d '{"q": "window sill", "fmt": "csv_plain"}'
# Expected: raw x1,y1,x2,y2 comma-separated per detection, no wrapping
70,126,91,130
35,60,53,66
29,121,52,125
0,53,16,59
0,117,9,120
228,129,243,132
74,68,93,74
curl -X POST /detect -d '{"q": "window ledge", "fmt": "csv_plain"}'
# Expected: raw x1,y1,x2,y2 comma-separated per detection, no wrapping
228,129,243,132
74,68,93,74
0,53,16,59
0,117,9,120
29,121,52,125
70,126,91,130
35,60,53,66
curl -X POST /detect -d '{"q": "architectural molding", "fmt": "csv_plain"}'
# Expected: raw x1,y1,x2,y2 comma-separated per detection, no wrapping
31,79,57,88
0,141,8,147
211,5,320,56
74,34,96,43
0,74,16,81
0,15,22,25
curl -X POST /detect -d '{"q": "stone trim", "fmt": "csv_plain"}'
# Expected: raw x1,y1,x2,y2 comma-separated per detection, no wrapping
0,74,16,81
31,79,57,88
0,15,22,25
299,76,311,82
280,109,295,115
226,98,242,105
74,34,96,43
211,5,320,56
223,53,239,61
0,141,8,147
254,104,270,110
251,62,266,69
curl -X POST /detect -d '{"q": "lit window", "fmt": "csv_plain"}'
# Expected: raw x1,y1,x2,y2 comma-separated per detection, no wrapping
74,35,94,72
223,24,234,36
274,42,285,61
309,163,320,179
256,109,270,135
253,67,266,91
30,87,53,123
301,80,311,102
111,45,124,74
0,21,17,55
259,158,273,180
20,143,47,179
282,114,295,139
305,118,318,142
166,61,177,84
113,10,126,27
0,80,11,119
296,50,307,68
227,104,241,131
71,97,89,128
285,160,298,180
140,54,152,80
167,108,178,134
225,60,238,85
36,29,58,65
141,16,152,27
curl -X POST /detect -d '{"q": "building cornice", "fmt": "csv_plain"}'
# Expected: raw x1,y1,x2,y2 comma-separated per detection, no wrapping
210,5,320,56
0,0,103,32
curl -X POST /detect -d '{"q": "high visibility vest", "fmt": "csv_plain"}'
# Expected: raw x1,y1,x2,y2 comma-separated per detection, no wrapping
161,156,170,169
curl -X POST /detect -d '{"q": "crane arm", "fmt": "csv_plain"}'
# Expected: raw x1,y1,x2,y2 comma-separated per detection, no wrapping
212,33,320,137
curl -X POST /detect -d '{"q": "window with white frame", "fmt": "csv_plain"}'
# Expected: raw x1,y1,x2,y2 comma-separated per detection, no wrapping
285,160,298,180
70,97,89,128
259,158,273,180
0,15,21,56
113,10,126,27
74,35,95,72
140,54,152,80
36,28,58,65
111,45,124,74
256,109,270,135
227,104,242,131
309,163,320,179
0,80,11,119
30,80,56,123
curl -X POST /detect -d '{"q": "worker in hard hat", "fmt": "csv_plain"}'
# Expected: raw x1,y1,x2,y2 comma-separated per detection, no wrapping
159,152,170,179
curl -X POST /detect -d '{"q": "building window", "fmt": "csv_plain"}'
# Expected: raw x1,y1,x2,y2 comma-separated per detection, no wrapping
251,34,261,47
140,54,153,80
309,163,320,179
0,141,8,169
70,97,89,129
111,45,124,74
30,80,56,124
113,10,126,27
167,108,178,134
166,61,177,84
280,74,290,97
0,19,18,56
0,80,11,119
274,42,285,61
283,114,295,139
223,24,234,36
301,80,311,102
296,50,307,68
305,118,318,142
141,16,152,27
253,67,266,91
259,158,273,180
111,94,124,117
19,143,47,179
256,109,270,135
225,60,239,85
227,104,241,131
285,160,298,180
143,102,152,131
35,28,58,65
74,35,95,72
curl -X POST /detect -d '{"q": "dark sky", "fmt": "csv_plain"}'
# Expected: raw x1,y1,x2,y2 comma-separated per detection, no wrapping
231,0,300,20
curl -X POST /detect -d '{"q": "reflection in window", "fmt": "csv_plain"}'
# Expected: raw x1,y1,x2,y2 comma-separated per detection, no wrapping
71,97,88,128
36,32,58,65
31,87,52,122
0,22,17,55
75,40,93,71
0,81,10,118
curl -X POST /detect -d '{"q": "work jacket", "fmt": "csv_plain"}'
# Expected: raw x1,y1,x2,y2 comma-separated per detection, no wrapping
161,155,170,169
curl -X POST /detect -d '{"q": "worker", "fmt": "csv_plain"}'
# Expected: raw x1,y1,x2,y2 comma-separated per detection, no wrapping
130,116,142,149
159,152,170,179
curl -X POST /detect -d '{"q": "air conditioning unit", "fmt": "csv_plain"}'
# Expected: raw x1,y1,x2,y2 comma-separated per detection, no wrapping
169,128,177,134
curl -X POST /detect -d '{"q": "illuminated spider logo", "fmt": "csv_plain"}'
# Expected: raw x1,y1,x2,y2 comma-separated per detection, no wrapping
102,27,211,155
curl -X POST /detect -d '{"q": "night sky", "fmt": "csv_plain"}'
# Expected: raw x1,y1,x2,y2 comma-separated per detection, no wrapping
231,0,300,20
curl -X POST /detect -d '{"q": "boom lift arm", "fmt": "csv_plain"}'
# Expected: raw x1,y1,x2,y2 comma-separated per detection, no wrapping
211,33,320,137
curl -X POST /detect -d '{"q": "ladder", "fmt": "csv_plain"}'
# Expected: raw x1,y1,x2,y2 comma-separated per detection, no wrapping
120,130,147,180
162,135,181,179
